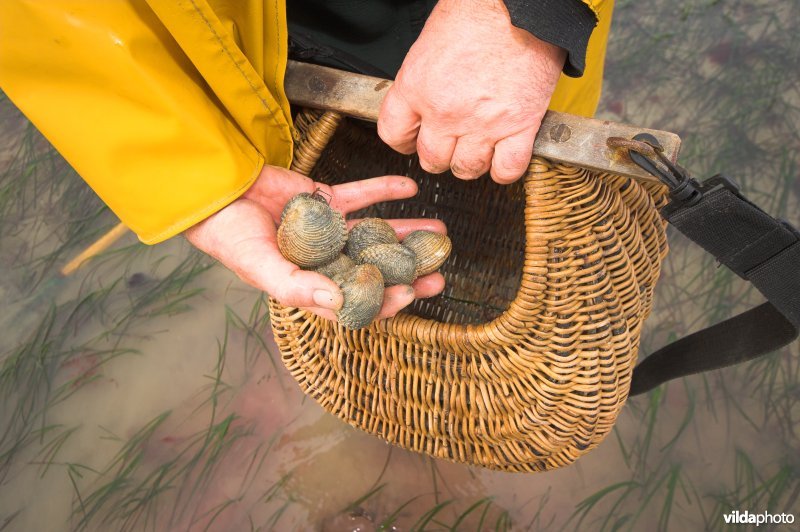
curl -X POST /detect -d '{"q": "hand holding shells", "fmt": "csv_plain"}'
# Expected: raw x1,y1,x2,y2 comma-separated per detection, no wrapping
278,194,451,330
185,165,446,328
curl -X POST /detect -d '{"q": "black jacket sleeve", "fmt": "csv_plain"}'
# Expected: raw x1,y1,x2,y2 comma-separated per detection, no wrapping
502,0,598,77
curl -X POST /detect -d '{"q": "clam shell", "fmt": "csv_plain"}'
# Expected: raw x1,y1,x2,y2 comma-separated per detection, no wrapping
333,264,384,330
358,243,417,286
313,253,355,279
277,194,347,268
280,192,326,223
402,231,452,277
345,218,398,260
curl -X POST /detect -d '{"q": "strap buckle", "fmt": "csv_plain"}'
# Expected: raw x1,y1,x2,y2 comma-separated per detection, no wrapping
607,133,705,213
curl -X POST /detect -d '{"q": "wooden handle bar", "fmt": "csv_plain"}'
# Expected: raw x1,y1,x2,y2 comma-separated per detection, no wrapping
284,60,681,183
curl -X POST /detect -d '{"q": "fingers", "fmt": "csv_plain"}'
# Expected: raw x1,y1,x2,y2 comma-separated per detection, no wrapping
450,137,494,180
412,272,446,298
490,128,536,184
299,306,338,323
266,269,344,310
417,124,456,174
381,125,533,183
303,272,446,324
375,285,416,320
375,272,446,320
245,167,419,222
378,87,421,154
346,217,447,239
331,176,417,214
391,218,448,239
241,243,345,311
236,244,344,310
380,103,528,183
302,285,418,322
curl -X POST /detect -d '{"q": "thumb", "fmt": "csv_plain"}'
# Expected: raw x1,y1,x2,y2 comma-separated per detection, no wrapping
232,240,344,310
185,198,343,310
253,267,344,310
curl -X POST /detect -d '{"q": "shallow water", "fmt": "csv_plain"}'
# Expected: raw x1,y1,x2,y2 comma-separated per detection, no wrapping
1,0,799,530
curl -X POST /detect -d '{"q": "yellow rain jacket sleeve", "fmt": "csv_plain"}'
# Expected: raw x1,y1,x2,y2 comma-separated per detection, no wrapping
0,0,293,244
0,0,611,245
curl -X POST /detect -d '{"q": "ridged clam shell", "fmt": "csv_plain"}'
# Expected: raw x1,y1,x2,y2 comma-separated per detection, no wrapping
358,243,417,286
402,231,452,276
280,192,326,223
333,264,384,330
313,253,355,279
345,218,398,260
277,194,347,268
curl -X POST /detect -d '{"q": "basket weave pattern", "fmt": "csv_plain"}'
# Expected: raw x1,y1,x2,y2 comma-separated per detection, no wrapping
270,110,669,472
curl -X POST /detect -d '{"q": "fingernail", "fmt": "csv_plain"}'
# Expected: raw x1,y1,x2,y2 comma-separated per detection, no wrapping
313,289,343,310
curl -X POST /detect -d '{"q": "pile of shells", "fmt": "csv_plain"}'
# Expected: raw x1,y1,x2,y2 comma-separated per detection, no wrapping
277,192,452,330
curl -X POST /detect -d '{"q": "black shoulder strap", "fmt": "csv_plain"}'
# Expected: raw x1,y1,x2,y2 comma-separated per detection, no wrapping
625,138,800,396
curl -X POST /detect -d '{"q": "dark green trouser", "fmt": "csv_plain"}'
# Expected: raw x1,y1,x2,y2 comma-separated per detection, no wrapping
287,0,437,78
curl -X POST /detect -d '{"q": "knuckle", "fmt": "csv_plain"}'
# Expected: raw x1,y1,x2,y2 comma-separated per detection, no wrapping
492,170,521,184
378,124,416,153
417,146,447,173
497,150,529,172
376,119,398,144
451,153,489,179
418,158,436,173
416,138,436,160
491,162,525,183
451,162,482,179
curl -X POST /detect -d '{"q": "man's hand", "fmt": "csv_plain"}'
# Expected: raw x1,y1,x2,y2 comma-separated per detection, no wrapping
378,0,566,184
185,165,446,323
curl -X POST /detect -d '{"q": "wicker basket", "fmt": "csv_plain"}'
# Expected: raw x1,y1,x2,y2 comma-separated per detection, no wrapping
269,109,669,472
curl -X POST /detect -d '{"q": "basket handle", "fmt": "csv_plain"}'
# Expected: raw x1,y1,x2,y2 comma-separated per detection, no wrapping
284,60,681,183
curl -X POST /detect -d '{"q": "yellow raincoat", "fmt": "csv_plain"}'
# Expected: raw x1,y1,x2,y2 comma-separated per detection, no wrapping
0,0,613,244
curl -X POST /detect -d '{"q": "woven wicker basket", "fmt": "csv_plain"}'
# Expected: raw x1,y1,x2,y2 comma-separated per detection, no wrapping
269,109,670,472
